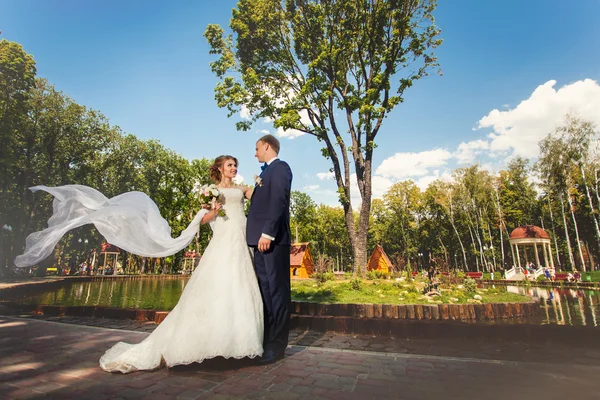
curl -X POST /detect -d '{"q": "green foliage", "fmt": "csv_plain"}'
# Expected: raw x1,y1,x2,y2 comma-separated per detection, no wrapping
463,278,477,294
0,39,214,274
290,191,317,243
290,279,528,305
366,269,389,280
313,271,335,286
205,0,443,274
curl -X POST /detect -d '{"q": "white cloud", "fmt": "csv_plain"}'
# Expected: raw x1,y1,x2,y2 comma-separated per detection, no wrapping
454,139,490,164
303,184,319,191
275,109,313,139
372,175,394,198
316,172,335,180
308,79,600,206
240,105,251,120
414,170,453,190
259,129,270,135
347,173,395,207
276,126,306,139
476,79,600,159
376,149,452,179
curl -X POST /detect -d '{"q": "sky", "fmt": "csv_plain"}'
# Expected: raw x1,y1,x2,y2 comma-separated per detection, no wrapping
2,0,600,206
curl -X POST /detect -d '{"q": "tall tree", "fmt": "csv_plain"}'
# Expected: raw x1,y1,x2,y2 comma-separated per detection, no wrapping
204,0,442,275
0,40,36,272
382,180,421,268
290,191,317,243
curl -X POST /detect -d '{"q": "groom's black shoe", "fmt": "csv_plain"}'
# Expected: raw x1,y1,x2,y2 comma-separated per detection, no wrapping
256,346,283,365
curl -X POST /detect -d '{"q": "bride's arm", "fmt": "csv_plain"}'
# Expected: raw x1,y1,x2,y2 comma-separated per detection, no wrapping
200,203,222,224
241,185,254,200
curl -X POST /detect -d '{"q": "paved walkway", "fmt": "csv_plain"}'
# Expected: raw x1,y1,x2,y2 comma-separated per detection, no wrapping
1,316,600,399
0,277,63,291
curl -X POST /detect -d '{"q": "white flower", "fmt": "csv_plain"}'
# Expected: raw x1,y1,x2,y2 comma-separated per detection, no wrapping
211,189,219,196
473,294,482,300
254,175,263,187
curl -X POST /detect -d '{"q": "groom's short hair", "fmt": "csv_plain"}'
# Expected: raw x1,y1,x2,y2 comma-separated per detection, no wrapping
258,134,280,154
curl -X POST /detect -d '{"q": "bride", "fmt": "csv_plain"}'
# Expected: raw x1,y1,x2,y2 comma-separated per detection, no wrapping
99,155,263,373
13,155,264,373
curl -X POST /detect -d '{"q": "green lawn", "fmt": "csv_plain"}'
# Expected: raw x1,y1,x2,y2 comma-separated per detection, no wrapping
291,278,529,305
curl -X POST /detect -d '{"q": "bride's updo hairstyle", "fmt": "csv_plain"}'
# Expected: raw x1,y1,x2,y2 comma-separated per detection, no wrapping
210,155,238,183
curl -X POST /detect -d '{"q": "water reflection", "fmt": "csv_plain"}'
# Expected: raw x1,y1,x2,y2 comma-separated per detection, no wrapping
506,285,600,326
5,279,600,327
8,278,191,311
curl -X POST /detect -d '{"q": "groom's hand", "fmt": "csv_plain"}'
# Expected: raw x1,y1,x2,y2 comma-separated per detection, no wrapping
258,237,272,252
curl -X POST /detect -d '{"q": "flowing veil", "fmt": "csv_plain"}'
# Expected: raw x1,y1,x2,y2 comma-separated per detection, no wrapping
14,185,208,268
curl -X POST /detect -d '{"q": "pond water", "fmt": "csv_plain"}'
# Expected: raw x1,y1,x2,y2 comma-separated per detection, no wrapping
504,285,600,327
4,278,600,326
7,278,191,311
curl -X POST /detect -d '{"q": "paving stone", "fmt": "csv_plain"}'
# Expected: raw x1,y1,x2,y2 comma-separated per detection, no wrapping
2,315,600,400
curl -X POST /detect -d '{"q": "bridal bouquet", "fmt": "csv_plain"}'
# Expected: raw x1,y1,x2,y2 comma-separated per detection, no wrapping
198,184,226,217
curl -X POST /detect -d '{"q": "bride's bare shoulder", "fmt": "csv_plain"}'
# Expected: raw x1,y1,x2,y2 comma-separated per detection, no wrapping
234,185,253,198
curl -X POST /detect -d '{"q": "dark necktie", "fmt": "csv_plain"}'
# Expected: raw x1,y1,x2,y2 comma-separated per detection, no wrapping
260,163,268,172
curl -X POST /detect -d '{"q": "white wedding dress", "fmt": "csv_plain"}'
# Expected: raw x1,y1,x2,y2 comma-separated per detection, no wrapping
99,188,264,373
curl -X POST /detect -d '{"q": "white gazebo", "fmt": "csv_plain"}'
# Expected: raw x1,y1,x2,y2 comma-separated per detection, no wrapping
509,225,554,270
99,242,121,275
181,250,201,274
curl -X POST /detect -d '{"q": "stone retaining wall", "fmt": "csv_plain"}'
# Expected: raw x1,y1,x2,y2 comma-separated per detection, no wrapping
1,298,541,326
482,279,600,289
292,300,541,323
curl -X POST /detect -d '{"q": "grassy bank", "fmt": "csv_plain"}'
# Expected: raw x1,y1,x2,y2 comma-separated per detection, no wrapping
291,278,528,305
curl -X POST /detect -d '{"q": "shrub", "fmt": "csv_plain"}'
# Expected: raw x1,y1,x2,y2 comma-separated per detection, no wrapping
350,277,362,291
392,280,403,289
366,270,389,280
405,284,420,294
463,278,477,294
366,270,378,280
312,271,334,286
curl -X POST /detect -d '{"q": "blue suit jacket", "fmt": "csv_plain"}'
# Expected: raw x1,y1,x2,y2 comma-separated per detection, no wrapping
246,159,292,246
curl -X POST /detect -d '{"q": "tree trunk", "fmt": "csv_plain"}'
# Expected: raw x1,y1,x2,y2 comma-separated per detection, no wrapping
448,192,468,270
594,169,600,215
438,237,449,271
473,206,487,271
580,164,600,252
559,193,576,270
566,186,587,271
140,257,146,274
487,223,497,272
467,224,478,272
493,186,506,267
547,195,561,268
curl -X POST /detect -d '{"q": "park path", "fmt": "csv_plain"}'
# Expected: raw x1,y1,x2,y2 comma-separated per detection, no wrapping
1,315,600,399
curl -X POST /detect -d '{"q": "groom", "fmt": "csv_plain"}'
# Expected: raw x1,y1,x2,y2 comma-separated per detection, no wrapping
247,134,293,364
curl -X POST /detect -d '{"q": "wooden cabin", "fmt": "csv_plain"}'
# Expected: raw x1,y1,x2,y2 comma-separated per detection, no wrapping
367,245,393,274
290,243,315,279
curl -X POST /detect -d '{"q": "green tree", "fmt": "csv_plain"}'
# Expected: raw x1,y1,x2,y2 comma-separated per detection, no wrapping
0,40,37,272
498,157,537,229
312,204,351,271
290,191,317,243
382,180,422,268
204,0,442,275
